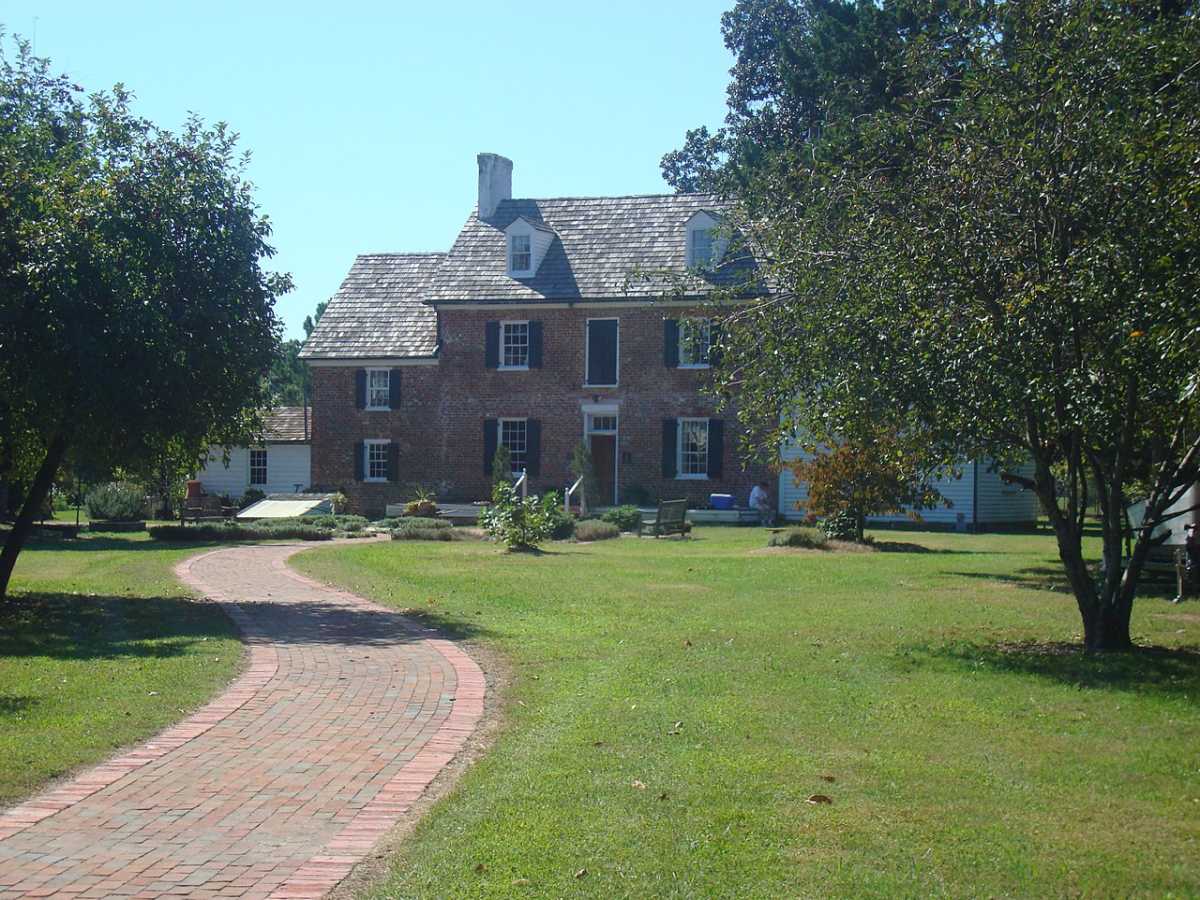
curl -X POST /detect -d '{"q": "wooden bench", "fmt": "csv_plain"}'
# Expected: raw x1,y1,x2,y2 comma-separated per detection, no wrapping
640,500,692,538
181,496,238,524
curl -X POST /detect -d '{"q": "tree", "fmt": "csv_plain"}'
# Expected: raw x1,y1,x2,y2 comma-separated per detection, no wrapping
667,1,1200,650
269,301,327,405
0,40,289,597
790,433,947,542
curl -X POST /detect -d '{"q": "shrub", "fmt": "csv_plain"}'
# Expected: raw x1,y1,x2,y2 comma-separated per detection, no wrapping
391,527,463,541
601,505,643,533
149,523,332,542
490,445,513,489
768,527,828,549
239,488,266,509
544,502,576,540
479,483,556,550
405,499,439,517
85,482,146,521
574,520,620,542
821,511,860,542
392,516,451,532
330,491,350,515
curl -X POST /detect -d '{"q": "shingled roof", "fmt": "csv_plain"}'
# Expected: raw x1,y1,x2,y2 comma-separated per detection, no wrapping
262,407,310,442
428,194,755,304
299,253,444,360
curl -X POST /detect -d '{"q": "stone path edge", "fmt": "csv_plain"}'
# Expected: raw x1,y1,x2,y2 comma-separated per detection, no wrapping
0,546,279,842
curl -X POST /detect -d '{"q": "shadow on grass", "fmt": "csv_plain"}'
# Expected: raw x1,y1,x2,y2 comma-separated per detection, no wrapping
901,639,1200,699
0,696,38,716
948,566,1181,600
871,541,983,555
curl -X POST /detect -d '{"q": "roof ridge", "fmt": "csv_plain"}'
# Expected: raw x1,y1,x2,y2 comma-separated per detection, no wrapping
497,192,723,203
355,251,448,259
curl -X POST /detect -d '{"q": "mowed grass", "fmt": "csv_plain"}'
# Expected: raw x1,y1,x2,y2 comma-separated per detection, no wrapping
0,531,242,806
295,528,1200,898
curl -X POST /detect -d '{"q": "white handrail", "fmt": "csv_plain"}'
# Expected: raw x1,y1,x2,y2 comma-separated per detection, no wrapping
565,475,586,516
514,469,528,499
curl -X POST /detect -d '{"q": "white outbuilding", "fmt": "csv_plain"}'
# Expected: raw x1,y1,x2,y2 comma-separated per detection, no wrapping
197,407,312,500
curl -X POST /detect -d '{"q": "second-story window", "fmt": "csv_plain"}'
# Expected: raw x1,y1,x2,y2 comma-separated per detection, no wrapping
366,369,390,410
679,319,712,367
510,234,532,273
501,321,530,368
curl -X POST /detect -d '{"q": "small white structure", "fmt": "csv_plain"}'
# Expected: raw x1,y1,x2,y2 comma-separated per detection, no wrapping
198,407,311,499
778,443,1039,529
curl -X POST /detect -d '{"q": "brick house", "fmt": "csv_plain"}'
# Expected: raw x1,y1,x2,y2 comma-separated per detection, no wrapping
299,153,772,518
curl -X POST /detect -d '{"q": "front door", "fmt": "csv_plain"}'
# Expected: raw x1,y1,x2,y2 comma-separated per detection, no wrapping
589,434,616,507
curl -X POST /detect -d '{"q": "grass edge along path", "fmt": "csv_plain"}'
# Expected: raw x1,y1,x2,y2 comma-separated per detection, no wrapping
0,530,244,807
295,526,1200,899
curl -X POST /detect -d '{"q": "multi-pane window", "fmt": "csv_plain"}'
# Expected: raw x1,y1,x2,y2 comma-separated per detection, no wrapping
510,234,532,272
689,227,715,267
587,414,617,433
249,449,267,486
366,369,390,410
365,440,389,482
678,418,709,478
500,419,527,474
678,318,711,367
501,321,530,368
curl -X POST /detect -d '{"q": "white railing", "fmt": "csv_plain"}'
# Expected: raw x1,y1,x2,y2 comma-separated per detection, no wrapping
514,469,528,499
565,475,586,516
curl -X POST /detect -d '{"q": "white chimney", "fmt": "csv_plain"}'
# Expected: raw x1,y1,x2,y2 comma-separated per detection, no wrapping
477,152,513,220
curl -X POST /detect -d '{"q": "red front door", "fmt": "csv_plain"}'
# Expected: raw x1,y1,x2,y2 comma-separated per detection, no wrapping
590,434,616,507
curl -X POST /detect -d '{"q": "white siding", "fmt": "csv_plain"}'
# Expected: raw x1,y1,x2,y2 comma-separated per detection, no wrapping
198,444,311,498
777,441,1039,527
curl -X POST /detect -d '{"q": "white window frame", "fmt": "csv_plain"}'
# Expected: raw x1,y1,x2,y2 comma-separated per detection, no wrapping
678,318,712,369
584,318,620,388
688,226,716,268
509,233,532,275
499,418,528,475
364,439,390,483
677,418,710,480
249,448,268,486
499,320,530,370
365,368,391,411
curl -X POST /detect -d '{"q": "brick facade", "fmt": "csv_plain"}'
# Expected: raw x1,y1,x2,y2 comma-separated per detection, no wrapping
310,305,772,518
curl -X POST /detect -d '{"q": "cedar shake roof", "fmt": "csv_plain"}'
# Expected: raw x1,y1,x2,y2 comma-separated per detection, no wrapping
299,253,445,360
300,193,762,361
263,406,310,442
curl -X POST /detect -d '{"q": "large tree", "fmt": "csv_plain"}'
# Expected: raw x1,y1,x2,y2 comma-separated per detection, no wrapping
0,40,289,597
668,0,1200,649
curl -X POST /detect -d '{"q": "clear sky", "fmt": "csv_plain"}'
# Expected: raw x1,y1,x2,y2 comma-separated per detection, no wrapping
0,1,735,339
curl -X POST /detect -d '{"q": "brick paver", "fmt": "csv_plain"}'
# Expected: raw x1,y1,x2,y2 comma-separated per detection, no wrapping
0,543,485,899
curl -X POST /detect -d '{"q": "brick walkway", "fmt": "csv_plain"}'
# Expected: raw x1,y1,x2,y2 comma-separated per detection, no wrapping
0,543,485,899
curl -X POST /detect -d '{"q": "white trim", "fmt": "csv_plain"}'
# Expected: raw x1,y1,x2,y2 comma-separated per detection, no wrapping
425,297,761,311
677,417,710,480
498,319,531,370
508,233,533,277
365,367,391,411
363,438,390,483
303,356,439,367
584,317,620,388
248,447,268,486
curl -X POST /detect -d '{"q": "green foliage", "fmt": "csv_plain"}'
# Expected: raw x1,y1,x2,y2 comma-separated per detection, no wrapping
239,488,266,509
148,523,331,542
601,505,643,533
391,527,464,542
569,442,599,508
768,527,828,549
820,512,859,543
391,516,452,533
403,488,439,518
543,502,576,540
490,445,513,489
329,492,350,516
85,483,145,522
302,300,328,339
479,482,556,551
268,339,308,407
574,519,620,542
671,0,1200,648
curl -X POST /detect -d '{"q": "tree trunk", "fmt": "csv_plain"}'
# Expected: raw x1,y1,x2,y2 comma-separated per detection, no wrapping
1082,598,1133,651
0,435,68,600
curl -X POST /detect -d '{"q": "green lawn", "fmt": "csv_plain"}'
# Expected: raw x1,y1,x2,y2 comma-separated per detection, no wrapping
295,528,1200,898
0,531,242,806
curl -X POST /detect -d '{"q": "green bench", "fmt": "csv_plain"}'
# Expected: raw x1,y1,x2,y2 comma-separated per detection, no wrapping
640,500,692,538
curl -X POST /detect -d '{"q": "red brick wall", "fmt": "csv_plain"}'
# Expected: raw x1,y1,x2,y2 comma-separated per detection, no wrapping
309,305,774,518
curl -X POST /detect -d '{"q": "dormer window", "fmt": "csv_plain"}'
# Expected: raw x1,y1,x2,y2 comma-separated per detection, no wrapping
689,228,715,268
510,234,532,274
685,211,726,270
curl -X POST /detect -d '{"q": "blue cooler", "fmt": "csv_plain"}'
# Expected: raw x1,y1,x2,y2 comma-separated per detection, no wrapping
709,493,734,510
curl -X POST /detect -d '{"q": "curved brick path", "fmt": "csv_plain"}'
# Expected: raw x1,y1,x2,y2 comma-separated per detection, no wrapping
0,543,485,899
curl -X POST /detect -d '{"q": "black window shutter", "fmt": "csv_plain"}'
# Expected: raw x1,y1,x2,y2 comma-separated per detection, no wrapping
708,322,723,367
354,370,367,409
526,420,541,476
662,419,677,478
664,319,680,368
388,442,399,482
485,322,500,369
707,419,724,478
389,369,402,408
587,320,618,385
528,321,543,368
483,419,498,475
354,440,364,481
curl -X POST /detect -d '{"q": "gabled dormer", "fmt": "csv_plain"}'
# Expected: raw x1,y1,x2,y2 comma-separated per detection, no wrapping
685,210,728,270
505,216,556,278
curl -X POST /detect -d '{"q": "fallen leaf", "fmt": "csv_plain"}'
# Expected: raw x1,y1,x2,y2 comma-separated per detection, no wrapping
632,779,647,790
819,774,836,783
683,639,692,648
511,878,530,886
657,792,669,801
807,794,833,805
574,868,588,879
592,740,605,747
474,863,486,873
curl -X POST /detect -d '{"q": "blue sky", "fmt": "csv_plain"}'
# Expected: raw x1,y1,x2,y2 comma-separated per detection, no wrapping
1,1,736,339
